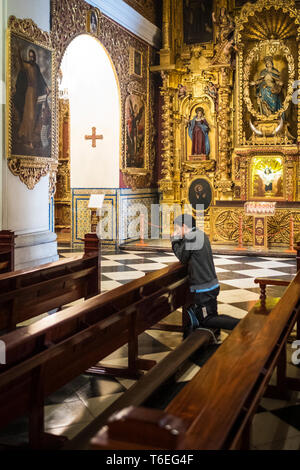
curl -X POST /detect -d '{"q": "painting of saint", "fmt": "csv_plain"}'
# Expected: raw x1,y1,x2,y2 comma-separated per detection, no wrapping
125,95,145,168
250,56,284,117
11,34,52,157
188,178,212,211
183,0,213,44
188,107,210,156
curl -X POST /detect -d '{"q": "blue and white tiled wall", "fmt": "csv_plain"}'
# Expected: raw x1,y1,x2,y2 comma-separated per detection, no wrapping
71,188,159,247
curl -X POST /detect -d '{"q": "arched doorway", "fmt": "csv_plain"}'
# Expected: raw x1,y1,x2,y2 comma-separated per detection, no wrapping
55,34,120,244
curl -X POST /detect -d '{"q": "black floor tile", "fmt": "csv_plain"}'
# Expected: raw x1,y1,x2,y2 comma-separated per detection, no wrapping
217,272,252,281
271,405,300,431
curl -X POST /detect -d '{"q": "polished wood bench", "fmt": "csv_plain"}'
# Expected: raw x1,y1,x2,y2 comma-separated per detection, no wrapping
90,269,300,450
0,231,15,274
0,261,196,449
0,233,100,332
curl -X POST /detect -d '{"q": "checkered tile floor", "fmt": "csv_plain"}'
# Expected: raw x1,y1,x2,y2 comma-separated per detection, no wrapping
0,250,299,450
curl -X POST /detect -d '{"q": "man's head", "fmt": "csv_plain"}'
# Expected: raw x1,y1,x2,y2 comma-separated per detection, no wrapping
174,214,195,237
28,49,36,64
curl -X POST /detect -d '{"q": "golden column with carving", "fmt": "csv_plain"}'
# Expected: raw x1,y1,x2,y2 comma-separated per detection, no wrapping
215,66,233,199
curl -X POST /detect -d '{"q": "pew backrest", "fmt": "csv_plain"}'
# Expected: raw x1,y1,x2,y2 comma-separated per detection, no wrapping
0,252,99,332
0,262,189,431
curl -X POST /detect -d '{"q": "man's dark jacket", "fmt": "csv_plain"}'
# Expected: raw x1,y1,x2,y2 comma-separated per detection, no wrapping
171,227,218,292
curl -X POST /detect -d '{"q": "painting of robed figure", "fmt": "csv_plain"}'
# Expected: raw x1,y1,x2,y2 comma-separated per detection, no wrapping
250,56,285,118
9,33,53,158
125,94,145,168
188,107,210,157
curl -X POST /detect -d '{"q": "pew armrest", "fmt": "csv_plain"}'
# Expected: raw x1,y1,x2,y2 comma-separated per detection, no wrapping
254,278,291,288
254,278,290,309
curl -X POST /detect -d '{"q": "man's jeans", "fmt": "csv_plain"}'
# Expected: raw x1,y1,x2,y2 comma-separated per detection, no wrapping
191,286,240,331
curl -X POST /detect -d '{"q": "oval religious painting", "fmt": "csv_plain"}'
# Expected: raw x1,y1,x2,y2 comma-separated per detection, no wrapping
188,178,212,211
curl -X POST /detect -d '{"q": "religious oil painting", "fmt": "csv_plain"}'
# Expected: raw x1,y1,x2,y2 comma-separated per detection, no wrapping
183,0,213,45
187,106,210,159
251,157,284,200
130,47,143,78
188,178,212,211
8,32,54,159
87,8,100,35
249,55,287,118
125,94,145,168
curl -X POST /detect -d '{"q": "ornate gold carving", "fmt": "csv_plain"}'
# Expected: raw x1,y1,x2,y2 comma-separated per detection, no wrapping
51,0,154,184
122,171,152,190
8,157,55,191
8,16,52,47
236,0,300,42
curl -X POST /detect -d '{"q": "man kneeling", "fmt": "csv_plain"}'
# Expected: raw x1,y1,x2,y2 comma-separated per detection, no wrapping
171,214,239,340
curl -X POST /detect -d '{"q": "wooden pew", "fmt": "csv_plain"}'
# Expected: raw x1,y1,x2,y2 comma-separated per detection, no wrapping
90,270,300,450
0,261,200,449
0,231,15,274
0,233,100,332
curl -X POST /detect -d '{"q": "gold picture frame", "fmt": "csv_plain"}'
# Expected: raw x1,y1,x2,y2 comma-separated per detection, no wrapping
87,8,100,36
6,16,57,190
129,47,143,78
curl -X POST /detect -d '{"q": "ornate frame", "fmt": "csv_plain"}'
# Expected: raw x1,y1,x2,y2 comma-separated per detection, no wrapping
86,8,101,36
129,47,143,78
6,16,58,191
249,155,285,201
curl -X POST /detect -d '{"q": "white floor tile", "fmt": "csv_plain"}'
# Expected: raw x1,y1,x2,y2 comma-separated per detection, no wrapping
218,289,259,303
213,258,241,266
129,263,168,271
242,261,294,269
218,303,248,319
235,268,291,278
102,254,141,260
220,278,257,289
103,271,145,281
101,280,123,291
147,256,178,263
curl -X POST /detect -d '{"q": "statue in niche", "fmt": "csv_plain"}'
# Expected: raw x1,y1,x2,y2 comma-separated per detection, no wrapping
250,56,284,117
188,107,210,156
212,7,235,43
205,81,219,112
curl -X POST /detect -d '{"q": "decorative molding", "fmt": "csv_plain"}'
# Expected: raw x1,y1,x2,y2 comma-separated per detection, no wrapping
85,0,161,48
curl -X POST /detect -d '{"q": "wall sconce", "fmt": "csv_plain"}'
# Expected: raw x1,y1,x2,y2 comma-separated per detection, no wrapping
88,194,105,233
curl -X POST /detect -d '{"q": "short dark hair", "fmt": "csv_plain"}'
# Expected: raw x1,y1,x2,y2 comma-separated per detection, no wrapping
174,214,195,229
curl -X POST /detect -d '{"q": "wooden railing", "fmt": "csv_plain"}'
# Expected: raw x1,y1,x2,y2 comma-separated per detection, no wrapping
0,233,100,332
90,270,300,450
0,261,205,449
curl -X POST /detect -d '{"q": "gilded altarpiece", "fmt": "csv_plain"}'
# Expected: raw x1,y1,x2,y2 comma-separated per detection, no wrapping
156,0,300,246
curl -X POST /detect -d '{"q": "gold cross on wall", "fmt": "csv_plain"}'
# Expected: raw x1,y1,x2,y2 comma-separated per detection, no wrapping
85,127,103,148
